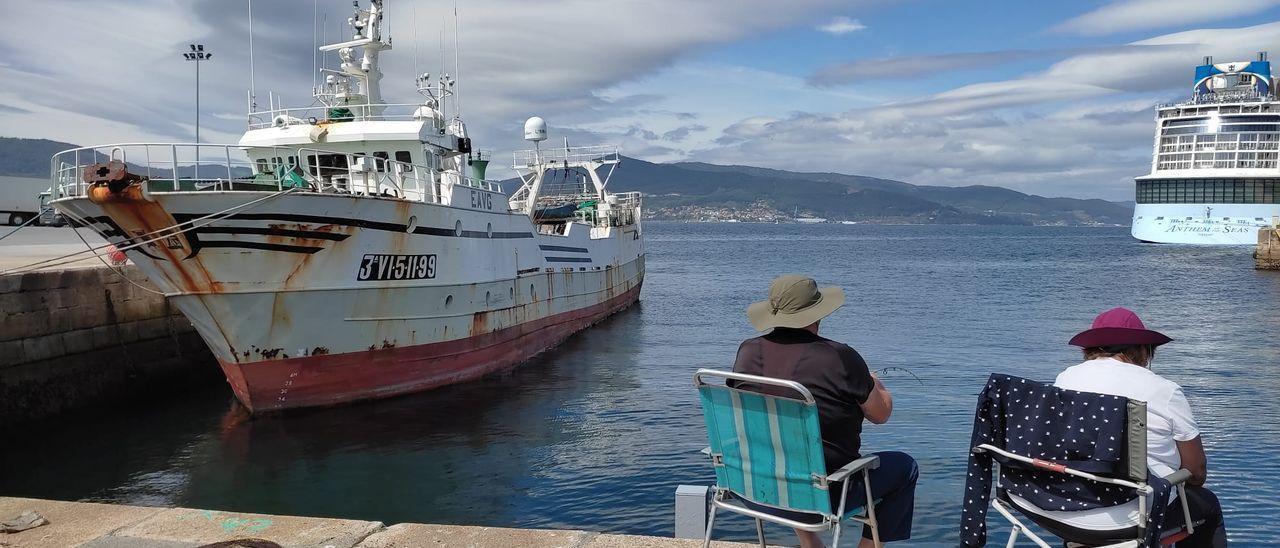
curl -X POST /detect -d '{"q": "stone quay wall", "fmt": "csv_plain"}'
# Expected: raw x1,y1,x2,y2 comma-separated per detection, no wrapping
1255,226,1280,270
0,265,220,426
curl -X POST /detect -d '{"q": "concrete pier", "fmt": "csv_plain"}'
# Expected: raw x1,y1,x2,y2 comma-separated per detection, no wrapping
0,497,757,547
1,228,220,426
1255,225,1280,270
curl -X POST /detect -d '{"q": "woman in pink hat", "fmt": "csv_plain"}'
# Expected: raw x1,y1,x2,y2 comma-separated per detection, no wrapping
1054,307,1225,547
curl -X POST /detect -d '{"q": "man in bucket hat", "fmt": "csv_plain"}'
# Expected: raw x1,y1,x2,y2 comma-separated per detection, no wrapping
1055,307,1226,547
732,275,917,548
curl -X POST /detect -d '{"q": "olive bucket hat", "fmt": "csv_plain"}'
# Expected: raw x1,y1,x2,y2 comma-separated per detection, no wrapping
746,274,846,331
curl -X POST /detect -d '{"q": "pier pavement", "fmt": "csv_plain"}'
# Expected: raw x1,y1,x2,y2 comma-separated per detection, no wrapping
0,497,759,548
0,227,109,272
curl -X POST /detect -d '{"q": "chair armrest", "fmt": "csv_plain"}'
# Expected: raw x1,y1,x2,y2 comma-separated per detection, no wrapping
827,454,880,483
1163,469,1193,485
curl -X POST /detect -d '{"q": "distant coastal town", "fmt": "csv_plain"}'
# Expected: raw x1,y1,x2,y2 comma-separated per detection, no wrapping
644,200,797,223
641,199,1124,226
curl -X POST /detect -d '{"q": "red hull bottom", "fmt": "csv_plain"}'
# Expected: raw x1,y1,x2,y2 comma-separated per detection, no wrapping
219,283,642,413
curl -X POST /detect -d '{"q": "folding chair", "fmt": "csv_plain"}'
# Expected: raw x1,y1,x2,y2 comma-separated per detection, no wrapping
695,369,881,548
972,397,1203,547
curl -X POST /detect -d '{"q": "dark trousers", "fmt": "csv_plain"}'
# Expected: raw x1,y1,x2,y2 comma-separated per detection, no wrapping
1164,485,1226,548
839,450,918,541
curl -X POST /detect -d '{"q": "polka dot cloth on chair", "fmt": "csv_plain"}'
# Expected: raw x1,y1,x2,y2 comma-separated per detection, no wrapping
958,374,1172,547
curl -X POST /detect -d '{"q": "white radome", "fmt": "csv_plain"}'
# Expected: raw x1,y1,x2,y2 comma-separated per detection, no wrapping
524,116,548,142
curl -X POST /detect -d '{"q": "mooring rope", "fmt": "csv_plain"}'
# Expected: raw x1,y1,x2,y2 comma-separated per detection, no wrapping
56,207,167,296
0,210,44,243
0,186,301,275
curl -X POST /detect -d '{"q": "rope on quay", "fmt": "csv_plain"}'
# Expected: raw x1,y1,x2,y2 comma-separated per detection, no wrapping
0,187,301,276
57,207,166,296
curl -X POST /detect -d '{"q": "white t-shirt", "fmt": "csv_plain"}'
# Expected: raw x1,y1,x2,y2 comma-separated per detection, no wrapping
1053,357,1200,479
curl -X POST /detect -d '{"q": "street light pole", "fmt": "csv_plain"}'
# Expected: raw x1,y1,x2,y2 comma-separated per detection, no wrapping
182,44,212,143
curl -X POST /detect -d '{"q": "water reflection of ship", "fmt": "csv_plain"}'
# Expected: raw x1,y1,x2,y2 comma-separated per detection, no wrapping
0,303,645,526
186,303,647,526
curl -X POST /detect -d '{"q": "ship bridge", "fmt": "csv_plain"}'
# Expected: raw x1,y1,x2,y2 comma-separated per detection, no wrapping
1148,53,1280,175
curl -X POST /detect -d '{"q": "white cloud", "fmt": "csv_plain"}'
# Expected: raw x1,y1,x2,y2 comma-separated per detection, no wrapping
0,0,864,159
817,16,866,35
1053,0,1280,36
697,21,1280,200
810,50,1047,86
5,1,1280,202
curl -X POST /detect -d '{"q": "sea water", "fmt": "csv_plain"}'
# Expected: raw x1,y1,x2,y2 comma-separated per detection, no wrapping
5,223,1278,545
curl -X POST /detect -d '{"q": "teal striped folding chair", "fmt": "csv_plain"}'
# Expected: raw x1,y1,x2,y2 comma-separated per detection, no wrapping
694,369,881,548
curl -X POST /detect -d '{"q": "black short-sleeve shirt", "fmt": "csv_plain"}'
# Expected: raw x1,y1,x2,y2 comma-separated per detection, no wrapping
731,328,875,472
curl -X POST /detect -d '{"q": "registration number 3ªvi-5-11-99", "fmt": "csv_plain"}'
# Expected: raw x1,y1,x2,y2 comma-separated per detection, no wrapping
356,254,437,281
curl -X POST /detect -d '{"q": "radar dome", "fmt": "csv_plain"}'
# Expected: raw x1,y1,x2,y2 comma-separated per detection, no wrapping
524,116,548,142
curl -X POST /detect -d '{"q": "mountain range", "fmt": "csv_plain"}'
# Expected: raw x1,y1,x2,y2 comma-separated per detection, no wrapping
510,155,1133,226
1,137,1132,225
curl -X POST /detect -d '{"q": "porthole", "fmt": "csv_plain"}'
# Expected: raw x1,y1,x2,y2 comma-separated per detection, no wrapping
445,295,453,308
406,215,418,233
530,284,535,299
486,222,493,238
454,220,462,237
485,291,491,304
509,287,515,299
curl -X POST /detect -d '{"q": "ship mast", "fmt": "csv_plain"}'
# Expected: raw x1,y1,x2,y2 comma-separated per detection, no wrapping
317,0,391,113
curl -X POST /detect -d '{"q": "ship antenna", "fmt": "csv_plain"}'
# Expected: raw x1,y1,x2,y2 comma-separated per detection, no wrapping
311,0,318,93
412,3,419,78
454,3,463,118
248,0,256,110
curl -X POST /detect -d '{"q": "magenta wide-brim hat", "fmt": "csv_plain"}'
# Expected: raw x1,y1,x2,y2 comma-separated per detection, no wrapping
1068,327,1172,348
1069,307,1173,348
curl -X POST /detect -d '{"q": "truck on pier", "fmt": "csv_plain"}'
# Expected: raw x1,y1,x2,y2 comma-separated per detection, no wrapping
0,175,64,226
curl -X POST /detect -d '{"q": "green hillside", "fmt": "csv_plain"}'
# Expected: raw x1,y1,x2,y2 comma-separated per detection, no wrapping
0,138,79,177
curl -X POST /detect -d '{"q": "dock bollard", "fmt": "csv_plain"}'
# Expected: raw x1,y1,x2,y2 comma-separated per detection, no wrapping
674,484,710,539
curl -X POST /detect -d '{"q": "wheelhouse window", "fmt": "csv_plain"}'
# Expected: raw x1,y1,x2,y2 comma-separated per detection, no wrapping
310,153,349,180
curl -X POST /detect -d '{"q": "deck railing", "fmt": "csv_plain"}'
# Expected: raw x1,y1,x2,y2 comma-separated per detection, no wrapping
50,143,260,198
1159,90,1275,108
247,103,449,130
49,143,501,204
512,145,620,170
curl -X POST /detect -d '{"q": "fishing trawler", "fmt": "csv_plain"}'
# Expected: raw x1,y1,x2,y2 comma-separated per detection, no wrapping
48,0,644,412
1132,52,1280,244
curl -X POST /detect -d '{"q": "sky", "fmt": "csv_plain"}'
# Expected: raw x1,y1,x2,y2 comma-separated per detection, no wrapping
4,0,1280,201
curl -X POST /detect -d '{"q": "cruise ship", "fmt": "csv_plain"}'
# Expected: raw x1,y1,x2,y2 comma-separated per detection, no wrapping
1132,53,1280,244
47,0,644,412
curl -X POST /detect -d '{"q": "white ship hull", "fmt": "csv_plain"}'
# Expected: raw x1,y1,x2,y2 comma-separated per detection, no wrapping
54,190,644,412
1132,203,1276,244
